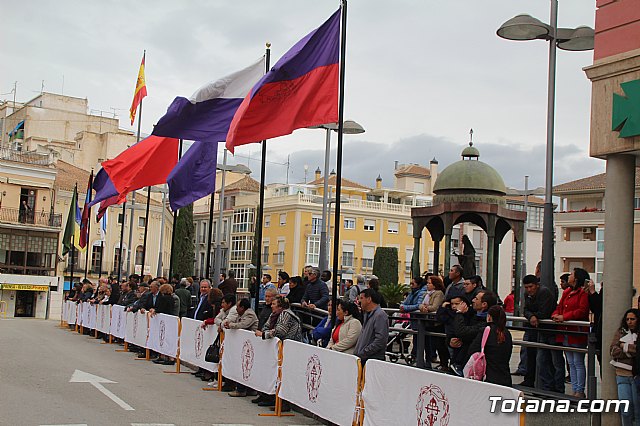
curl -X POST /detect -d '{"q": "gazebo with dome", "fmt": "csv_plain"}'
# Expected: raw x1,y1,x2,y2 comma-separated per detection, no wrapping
410,138,526,296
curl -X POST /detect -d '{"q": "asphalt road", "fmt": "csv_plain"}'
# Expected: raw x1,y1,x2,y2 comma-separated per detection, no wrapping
0,318,321,426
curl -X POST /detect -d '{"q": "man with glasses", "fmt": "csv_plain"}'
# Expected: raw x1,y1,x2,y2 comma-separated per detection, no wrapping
302,267,329,310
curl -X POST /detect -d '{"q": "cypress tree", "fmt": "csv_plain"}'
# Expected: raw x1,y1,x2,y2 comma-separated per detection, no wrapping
173,203,195,278
372,247,399,285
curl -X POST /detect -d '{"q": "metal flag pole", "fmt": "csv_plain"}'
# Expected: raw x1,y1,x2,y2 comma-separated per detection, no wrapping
117,201,126,281
98,240,104,279
83,170,93,279
168,139,184,280
212,149,228,292
330,0,348,328
157,186,167,277
205,172,216,280
253,43,271,309
139,185,152,278
70,183,77,290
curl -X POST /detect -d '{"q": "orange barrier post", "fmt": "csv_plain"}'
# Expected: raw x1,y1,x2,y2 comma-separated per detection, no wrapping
115,341,129,352
164,319,189,374
356,360,365,426
258,341,294,418
202,329,224,392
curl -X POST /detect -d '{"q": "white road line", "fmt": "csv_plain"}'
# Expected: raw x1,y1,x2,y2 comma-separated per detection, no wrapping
69,369,134,411
40,424,88,426
131,424,176,426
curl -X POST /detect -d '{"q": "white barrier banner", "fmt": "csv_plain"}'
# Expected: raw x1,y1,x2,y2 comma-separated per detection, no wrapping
179,317,219,372
125,311,148,348
61,300,67,322
68,302,77,325
87,304,97,330
280,340,359,426
110,305,126,339
78,302,88,326
147,313,179,358
97,305,110,334
362,360,522,426
222,329,279,395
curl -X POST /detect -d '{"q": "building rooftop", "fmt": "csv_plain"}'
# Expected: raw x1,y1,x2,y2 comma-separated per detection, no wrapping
309,175,370,190
554,167,640,194
394,164,431,177
218,175,262,193
54,161,90,192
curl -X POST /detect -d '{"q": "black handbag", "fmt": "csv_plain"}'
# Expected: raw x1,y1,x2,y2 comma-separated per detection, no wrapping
205,335,221,363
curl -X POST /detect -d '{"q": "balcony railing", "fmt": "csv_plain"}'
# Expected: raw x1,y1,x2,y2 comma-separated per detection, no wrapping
0,207,62,228
275,252,285,264
0,148,52,166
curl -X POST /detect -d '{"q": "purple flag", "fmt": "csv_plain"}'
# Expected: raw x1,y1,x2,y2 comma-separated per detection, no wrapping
167,141,218,210
152,58,265,143
88,168,119,208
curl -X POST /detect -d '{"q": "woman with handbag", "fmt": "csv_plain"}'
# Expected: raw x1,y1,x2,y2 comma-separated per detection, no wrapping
420,275,447,370
610,308,640,426
467,305,512,386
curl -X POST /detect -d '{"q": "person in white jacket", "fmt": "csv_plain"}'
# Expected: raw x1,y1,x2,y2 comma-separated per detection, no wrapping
328,300,362,354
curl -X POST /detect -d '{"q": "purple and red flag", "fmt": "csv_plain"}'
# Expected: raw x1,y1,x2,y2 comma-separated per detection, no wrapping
79,172,93,249
226,9,340,153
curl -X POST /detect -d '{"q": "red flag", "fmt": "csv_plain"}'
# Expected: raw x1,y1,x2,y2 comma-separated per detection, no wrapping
130,52,148,125
226,10,340,152
79,171,93,248
97,195,120,222
102,135,179,201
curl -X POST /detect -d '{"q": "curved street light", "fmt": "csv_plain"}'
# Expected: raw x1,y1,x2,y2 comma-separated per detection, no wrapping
497,1,594,302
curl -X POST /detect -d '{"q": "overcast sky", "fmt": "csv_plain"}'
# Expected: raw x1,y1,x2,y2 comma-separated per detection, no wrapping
2,0,602,191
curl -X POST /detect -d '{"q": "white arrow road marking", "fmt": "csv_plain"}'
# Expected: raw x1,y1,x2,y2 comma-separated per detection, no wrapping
69,369,134,411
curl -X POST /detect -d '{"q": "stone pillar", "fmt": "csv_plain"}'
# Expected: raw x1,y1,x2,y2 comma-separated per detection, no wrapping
486,235,495,292
602,154,636,409
433,239,440,276
514,240,523,315
444,233,452,274
411,236,421,278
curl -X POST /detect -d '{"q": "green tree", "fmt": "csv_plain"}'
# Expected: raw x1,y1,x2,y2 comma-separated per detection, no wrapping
372,247,399,285
173,203,195,278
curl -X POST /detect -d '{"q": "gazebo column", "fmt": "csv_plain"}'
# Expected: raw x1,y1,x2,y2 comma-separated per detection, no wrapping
444,233,452,274
491,240,500,292
411,235,421,278
514,240,523,315
432,239,440,276
486,234,496,292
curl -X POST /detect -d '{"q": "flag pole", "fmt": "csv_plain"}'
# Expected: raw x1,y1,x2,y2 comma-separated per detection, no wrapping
168,139,184,280
140,185,151,278
253,43,271,309
83,170,94,279
117,201,126,281
70,183,77,291
330,0,348,328
205,182,215,281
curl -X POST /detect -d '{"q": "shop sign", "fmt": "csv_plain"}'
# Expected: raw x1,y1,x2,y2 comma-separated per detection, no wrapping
0,284,50,292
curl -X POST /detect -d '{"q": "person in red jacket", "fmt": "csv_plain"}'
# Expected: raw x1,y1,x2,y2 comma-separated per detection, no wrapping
552,267,590,398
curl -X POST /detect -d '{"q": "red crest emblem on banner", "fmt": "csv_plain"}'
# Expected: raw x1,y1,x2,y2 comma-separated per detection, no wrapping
306,354,322,403
194,327,204,358
159,320,166,347
416,384,450,426
241,340,254,380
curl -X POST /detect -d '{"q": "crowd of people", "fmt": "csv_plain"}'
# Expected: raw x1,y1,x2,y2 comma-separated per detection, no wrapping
65,262,638,424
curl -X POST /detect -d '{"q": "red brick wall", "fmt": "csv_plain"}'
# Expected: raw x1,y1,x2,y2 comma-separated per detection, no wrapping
595,0,640,60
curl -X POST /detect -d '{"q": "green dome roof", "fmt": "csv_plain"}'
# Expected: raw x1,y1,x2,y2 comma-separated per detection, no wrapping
433,143,506,205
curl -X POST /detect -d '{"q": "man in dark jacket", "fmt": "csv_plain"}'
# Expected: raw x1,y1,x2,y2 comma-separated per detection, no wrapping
218,271,238,296
450,290,497,373
191,279,214,321
286,276,306,304
354,289,389,362
257,288,278,329
117,280,138,306
524,275,562,392
302,267,329,310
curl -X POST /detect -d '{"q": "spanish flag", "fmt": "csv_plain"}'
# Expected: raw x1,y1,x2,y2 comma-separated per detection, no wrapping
129,52,147,125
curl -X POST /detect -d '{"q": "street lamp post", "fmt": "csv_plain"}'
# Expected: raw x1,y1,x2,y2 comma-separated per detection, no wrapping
210,149,252,284
497,2,594,294
310,120,365,272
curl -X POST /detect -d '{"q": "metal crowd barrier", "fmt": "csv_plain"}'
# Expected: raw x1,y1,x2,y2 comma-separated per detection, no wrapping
291,303,597,403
